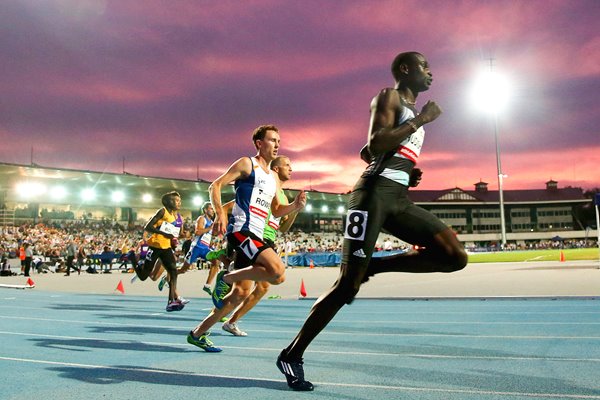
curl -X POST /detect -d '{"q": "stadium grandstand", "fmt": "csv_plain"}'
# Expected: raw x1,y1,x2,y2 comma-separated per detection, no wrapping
0,161,596,247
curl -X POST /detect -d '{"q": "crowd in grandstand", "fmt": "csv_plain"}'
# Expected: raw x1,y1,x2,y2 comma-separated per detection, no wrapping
0,221,597,276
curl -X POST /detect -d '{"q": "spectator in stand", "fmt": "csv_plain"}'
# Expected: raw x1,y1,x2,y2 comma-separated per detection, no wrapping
33,257,52,274
65,237,79,276
23,242,33,277
1,255,14,276
19,244,25,274
77,244,87,272
100,246,113,273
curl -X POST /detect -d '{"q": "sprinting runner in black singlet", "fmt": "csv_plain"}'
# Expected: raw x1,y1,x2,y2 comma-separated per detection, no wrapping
276,51,468,392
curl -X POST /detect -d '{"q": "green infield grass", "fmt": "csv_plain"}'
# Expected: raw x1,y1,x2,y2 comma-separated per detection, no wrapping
467,248,600,263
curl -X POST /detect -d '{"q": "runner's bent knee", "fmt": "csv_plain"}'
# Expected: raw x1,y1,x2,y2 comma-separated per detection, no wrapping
432,229,468,272
257,250,286,284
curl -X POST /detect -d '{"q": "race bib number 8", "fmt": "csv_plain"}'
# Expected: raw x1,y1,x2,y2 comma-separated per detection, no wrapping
344,210,368,241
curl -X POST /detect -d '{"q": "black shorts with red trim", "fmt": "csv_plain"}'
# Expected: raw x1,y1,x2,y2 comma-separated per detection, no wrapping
226,230,271,270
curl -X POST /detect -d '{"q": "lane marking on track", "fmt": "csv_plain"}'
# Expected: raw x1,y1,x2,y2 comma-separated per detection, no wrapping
3,316,600,339
3,303,600,316
2,330,600,362
1,355,599,399
2,312,600,328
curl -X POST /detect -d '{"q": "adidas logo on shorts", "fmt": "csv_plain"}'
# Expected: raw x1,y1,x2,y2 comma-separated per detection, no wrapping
352,249,366,258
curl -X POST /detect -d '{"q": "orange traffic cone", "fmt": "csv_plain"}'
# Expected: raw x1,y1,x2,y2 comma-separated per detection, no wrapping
26,277,35,287
309,259,314,269
559,251,565,262
299,279,307,298
115,280,125,294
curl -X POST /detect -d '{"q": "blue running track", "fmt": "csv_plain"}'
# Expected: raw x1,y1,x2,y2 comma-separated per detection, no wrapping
1,290,600,400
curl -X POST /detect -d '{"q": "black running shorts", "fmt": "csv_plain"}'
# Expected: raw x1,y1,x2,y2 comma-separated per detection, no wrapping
226,231,272,270
341,176,448,270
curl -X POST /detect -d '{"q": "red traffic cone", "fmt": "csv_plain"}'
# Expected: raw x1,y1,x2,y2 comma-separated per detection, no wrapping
299,279,307,297
26,277,35,287
559,251,565,262
115,280,125,294
309,259,314,269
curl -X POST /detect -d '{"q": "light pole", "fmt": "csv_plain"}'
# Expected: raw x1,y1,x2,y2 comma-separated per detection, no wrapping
472,58,510,247
493,94,507,247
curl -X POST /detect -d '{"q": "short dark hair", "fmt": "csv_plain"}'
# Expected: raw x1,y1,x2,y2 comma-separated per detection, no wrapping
252,124,278,149
391,51,422,82
161,191,180,208
271,155,289,170
202,202,212,212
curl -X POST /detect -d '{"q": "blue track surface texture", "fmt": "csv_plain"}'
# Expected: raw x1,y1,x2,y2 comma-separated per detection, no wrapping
1,291,600,400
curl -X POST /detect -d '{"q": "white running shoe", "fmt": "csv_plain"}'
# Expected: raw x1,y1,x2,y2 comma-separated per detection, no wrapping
222,322,247,336
178,296,190,305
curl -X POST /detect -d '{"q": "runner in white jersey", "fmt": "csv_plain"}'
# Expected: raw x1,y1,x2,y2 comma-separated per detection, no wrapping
228,156,278,237
222,155,299,337
186,124,306,352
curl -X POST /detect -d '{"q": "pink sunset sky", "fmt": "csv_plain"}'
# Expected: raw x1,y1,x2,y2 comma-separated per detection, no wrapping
1,0,599,194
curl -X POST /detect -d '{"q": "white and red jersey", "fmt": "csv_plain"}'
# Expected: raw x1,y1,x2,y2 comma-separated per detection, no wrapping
227,157,277,239
363,103,425,186
394,107,424,164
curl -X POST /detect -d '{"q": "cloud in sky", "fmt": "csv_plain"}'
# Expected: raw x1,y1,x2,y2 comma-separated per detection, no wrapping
1,0,599,194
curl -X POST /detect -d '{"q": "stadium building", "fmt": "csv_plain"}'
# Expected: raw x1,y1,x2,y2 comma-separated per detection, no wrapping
0,162,595,245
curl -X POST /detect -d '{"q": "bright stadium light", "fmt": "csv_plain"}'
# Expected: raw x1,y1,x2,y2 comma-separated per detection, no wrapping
193,195,203,206
470,67,511,114
142,193,153,203
16,182,47,198
111,190,125,203
305,204,313,212
50,186,68,200
81,188,96,201
337,205,345,214
321,205,329,213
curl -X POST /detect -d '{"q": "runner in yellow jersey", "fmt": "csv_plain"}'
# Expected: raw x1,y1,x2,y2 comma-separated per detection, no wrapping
135,191,186,312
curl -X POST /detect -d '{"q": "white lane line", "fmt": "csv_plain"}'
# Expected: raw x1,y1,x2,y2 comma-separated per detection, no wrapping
2,316,600,340
1,355,599,399
0,304,600,325
5,303,600,316
2,330,600,362
2,311,600,327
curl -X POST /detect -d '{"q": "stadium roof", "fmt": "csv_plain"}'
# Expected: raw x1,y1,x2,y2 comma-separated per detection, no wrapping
0,162,345,210
0,162,588,211
409,186,587,204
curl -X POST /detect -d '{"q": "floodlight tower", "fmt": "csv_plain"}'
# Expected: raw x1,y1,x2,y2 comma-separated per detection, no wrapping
472,58,510,247
489,58,507,247
490,58,506,248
